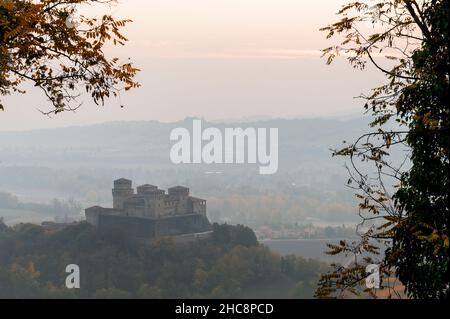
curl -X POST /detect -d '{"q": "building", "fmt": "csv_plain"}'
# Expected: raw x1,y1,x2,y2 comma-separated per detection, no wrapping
85,178,211,239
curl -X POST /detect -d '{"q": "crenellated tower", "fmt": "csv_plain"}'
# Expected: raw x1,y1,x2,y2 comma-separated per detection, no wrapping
112,178,134,209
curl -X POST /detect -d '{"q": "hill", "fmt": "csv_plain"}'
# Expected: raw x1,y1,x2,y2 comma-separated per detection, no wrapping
0,222,328,298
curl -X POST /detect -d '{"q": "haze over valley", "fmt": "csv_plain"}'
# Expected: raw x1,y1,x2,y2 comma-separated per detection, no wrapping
0,116,374,231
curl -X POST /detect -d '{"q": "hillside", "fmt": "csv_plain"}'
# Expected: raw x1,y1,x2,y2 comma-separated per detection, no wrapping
0,222,328,298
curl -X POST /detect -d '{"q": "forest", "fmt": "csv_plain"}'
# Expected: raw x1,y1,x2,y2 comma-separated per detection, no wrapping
0,221,328,298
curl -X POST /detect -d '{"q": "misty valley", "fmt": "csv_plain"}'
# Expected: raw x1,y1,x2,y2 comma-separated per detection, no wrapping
0,117,395,298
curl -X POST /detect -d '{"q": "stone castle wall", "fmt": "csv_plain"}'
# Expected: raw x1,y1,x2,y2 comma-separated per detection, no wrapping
97,213,211,239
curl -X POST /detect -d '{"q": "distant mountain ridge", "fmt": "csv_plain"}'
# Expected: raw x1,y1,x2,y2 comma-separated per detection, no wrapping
0,116,371,150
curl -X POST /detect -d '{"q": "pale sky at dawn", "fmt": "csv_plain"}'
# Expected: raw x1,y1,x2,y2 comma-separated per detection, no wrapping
0,0,384,131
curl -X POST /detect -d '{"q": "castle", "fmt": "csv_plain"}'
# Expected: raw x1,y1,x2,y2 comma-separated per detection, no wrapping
85,178,211,239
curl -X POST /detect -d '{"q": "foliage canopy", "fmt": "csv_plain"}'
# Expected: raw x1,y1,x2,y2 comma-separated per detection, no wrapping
316,0,449,299
0,0,140,114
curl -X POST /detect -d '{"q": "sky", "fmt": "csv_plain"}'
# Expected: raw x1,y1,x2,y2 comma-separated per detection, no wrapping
0,0,385,131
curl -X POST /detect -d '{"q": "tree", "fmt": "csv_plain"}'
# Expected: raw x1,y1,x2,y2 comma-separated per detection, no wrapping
0,0,140,114
315,0,448,299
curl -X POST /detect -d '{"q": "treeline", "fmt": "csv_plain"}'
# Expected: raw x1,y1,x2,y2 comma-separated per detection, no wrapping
208,191,356,225
0,222,328,298
0,192,81,219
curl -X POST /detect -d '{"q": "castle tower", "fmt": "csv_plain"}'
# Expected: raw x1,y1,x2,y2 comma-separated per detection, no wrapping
112,178,134,209
167,186,190,215
136,184,158,194
136,184,164,217
168,186,190,198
